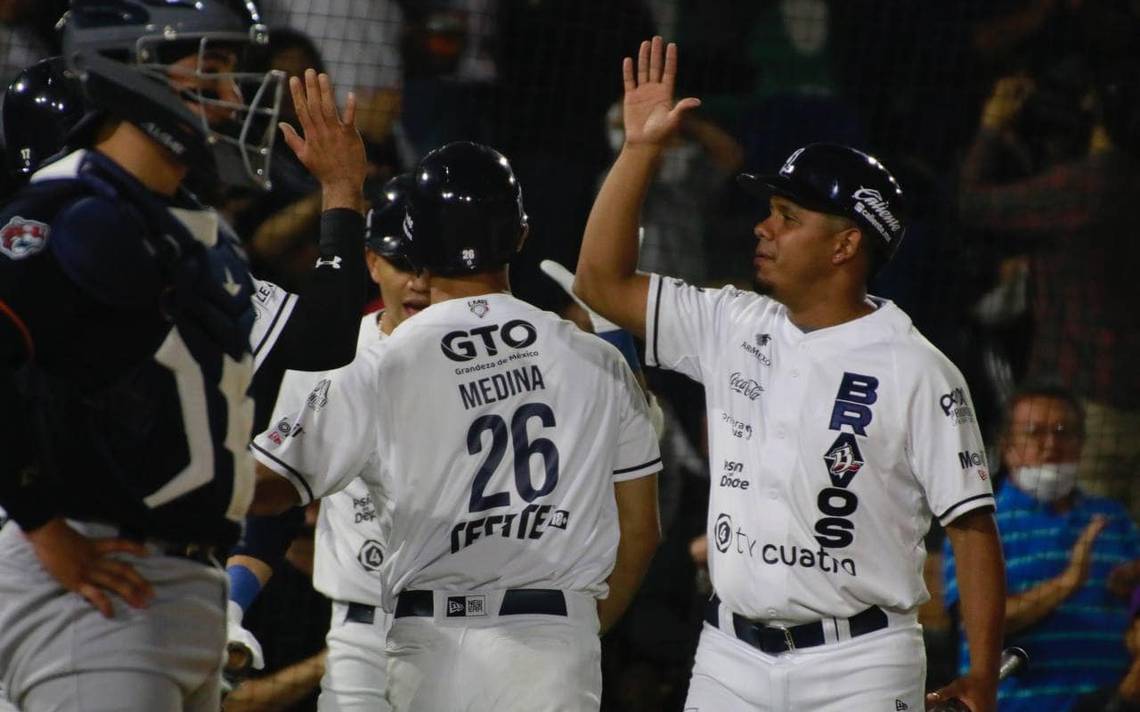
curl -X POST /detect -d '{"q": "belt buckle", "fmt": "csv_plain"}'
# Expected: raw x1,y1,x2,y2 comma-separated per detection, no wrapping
771,623,795,651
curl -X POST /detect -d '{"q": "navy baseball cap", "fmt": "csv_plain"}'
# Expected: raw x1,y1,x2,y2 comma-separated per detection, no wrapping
737,143,908,253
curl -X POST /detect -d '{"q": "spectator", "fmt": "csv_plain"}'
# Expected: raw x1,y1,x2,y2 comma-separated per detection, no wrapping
258,0,404,146
958,63,1140,519
1072,587,1140,712
943,385,1140,711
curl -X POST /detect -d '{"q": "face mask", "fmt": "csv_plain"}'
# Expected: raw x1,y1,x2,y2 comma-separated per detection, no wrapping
1013,462,1079,503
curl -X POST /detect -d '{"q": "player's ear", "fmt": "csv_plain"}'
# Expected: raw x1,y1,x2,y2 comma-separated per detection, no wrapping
831,223,862,267
364,249,384,284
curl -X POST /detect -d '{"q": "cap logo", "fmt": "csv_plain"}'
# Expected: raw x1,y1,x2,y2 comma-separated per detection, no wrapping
779,147,806,176
402,211,414,242
851,186,901,241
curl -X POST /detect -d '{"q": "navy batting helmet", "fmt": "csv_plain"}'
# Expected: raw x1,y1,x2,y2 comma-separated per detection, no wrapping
366,173,415,267
1,57,89,179
738,143,907,255
403,141,527,276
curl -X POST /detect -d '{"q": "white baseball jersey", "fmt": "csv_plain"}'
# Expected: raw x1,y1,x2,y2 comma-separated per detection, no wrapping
266,312,392,605
645,275,994,624
253,293,661,612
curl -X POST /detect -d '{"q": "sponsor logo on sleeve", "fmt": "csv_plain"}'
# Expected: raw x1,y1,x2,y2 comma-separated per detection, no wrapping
306,379,331,411
0,217,49,259
957,450,989,480
939,387,975,425
254,281,275,304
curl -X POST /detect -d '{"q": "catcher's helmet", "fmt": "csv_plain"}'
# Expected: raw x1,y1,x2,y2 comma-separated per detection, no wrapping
59,0,285,190
738,143,907,255
403,141,527,276
366,173,415,266
1,57,87,178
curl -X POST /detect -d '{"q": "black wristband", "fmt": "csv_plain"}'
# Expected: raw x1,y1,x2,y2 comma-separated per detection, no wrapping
318,208,365,257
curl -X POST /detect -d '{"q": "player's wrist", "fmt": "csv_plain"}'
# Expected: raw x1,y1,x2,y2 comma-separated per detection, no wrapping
620,141,667,159
321,182,365,213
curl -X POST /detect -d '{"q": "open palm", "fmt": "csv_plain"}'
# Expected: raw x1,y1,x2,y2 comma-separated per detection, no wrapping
622,36,701,147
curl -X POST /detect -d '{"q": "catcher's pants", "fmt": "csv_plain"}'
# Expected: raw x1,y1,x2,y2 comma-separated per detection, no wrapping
318,601,393,712
385,589,601,712
0,521,226,712
684,600,925,712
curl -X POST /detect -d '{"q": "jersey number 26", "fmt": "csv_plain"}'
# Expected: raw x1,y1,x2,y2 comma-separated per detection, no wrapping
466,402,560,512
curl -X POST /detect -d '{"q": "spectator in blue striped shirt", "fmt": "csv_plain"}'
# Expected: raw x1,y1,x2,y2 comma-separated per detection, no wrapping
944,384,1140,711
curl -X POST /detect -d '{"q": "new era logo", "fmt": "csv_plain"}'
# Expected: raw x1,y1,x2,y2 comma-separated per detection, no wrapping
446,595,486,617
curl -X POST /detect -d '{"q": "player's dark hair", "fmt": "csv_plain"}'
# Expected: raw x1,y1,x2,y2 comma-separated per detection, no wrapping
1001,382,1086,440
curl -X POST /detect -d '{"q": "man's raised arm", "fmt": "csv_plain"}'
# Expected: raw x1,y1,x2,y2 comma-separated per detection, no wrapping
573,36,700,339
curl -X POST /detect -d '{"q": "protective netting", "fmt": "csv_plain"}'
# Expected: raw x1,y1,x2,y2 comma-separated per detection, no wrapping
2,1,1138,709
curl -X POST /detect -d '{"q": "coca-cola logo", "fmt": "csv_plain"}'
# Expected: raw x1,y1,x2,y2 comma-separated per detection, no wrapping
729,371,763,400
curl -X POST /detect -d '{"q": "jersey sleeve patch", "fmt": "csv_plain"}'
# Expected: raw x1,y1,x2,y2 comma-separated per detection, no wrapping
0,217,50,260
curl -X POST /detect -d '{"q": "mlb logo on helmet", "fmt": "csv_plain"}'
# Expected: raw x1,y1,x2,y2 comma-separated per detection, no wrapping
0,217,49,260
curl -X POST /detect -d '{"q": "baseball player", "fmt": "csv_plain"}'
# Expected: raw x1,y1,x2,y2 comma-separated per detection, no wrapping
0,3,368,709
224,174,424,710
249,141,663,712
573,37,1007,711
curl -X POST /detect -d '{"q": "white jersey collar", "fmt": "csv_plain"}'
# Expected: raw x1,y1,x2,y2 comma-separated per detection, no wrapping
776,296,909,349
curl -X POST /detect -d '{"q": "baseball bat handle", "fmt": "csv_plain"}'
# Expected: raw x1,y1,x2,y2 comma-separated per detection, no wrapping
929,647,1029,711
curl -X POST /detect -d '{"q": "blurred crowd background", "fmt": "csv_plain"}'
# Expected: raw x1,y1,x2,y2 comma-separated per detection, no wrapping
3,0,1140,710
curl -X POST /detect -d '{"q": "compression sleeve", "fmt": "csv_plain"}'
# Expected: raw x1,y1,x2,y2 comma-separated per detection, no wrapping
268,208,368,372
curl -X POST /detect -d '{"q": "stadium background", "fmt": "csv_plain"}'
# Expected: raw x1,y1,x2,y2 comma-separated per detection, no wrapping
2,0,1138,709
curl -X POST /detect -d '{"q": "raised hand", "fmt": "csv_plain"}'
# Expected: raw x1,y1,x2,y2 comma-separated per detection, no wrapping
621,36,701,148
1061,515,1107,590
25,518,154,618
279,69,366,210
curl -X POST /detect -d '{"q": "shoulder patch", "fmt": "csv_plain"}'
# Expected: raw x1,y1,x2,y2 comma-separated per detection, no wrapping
0,217,49,260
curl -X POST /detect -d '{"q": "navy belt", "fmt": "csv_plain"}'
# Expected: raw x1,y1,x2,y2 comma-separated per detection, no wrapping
345,601,377,625
394,589,568,618
705,594,888,654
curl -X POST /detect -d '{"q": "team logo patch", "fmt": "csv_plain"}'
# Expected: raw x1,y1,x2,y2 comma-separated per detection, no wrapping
0,217,49,260
823,433,865,482
939,387,975,426
713,513,733,553
306,379,331,411
468,298,490,318
446,595,486,617
357,540,384,572
728,371,763,400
